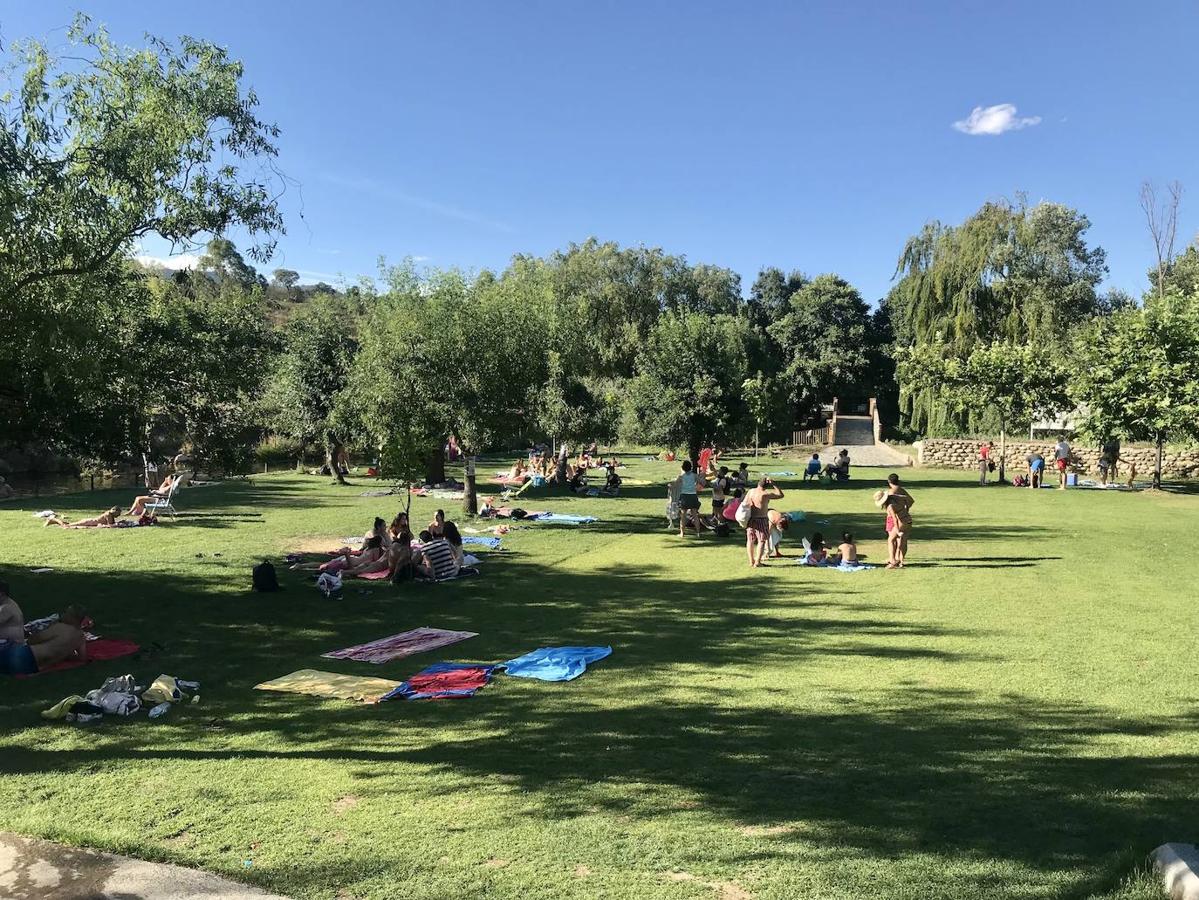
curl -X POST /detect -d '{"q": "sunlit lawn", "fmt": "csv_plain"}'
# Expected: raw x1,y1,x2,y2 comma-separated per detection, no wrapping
1,459,1192,899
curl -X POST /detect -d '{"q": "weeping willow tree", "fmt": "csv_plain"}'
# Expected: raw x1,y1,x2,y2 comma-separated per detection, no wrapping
889,197,1106,436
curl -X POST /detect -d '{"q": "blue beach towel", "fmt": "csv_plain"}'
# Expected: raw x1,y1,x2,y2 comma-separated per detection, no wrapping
531,513,598,525
462,536,502,549
501,646,612,682
797,553,875,572
766,471,797,477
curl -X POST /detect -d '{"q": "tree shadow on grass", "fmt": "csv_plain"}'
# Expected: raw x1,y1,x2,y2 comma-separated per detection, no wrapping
3,535,1194,898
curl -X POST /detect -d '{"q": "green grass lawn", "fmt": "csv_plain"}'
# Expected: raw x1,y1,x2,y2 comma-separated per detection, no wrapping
1,459,1192,900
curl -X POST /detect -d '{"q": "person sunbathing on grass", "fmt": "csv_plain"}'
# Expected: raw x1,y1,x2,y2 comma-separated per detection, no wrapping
341,536,392,577
387,531,417,582
44,507,122,528
416,530,460,581
833,532,859,565
506,458,528,481
366,516,391,548
127,473,186,516
389,512,410,543
428,509,447,538
0,582,87,675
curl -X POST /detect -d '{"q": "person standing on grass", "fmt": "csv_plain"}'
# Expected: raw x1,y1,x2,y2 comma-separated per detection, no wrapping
1054,437,1072,490
672,460,704,537
878,473,914,569
711,465,731,518
978,441,993,485
1026,450,1045,489
743,476,784,567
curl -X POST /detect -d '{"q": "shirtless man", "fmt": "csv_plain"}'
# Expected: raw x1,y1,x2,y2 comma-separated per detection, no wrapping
0,582,88,675
743,477,784,568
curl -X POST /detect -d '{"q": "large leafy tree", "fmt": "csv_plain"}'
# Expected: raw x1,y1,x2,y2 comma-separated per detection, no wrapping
898,342,1069,481
0,16,282,451
265,295,359,484
1070,291,1199,488
767,274,873,425
890,199,1106,351
624,311,751,460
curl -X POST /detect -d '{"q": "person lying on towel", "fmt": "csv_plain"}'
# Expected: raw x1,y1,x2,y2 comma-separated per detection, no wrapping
43,507,122,528
0,582,87,675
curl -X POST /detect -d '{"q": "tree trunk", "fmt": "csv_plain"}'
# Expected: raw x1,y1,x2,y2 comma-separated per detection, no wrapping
405,484,412,517
463,454,478,518
1154,432,1164,489
326,440,349,485
424,444,446,486
686,436,702,465
753,425,759,458
998,422,1007,483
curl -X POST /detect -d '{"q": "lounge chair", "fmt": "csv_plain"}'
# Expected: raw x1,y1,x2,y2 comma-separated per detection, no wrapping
500,478,533,502
144,474,187,517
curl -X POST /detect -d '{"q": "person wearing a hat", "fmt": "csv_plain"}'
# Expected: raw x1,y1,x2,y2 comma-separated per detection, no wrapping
875,473,914,569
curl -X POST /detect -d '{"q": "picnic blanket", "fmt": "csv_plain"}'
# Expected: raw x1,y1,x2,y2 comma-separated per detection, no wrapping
798,553,875,572
529,513,598,525
356,569,391,580
384,662,497,701
462,536,501,549
501,646,612,682
766,471,798,477
322,627,478,664
254,669,402,704
17,637,141,678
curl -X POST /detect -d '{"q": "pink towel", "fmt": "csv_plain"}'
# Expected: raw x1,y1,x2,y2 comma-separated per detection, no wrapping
322,627,478,664
356,569,391,580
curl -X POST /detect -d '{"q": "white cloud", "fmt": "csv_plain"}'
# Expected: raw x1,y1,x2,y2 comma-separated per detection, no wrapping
953,103,1042,136
135,253,202,270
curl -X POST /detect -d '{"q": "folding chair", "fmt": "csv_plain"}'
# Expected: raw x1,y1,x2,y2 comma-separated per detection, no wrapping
144,474,184,517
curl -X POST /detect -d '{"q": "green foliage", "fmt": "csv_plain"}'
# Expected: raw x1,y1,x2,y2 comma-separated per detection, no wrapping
0,17,282,459
0,15,282,302
890,198,1106,350
624,311,751,457
767,274,874,423
1071,290,1199,485
264,294,359,452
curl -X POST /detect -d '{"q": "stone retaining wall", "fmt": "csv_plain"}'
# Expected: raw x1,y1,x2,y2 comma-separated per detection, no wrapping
915,438,1199,478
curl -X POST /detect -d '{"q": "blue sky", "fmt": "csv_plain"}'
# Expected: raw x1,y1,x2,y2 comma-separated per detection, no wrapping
5,1,1199,302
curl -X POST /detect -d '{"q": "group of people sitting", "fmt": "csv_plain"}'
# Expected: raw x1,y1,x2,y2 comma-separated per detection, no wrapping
302,509,470,583
803,449,852,482
0,580,88,675
506,443,624,492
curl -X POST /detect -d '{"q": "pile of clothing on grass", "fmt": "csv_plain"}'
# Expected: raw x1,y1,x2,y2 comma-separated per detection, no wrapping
42,673,199,724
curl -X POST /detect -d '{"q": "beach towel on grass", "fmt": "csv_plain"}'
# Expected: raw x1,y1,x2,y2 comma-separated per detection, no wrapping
462,536,501,549
384,662,497,701
355,569,391,580
254,669,402,704
323,627,478,664
501,646,612,682
766,471,797,477
16,637,140,678
797,554,875,572
529,513,598,525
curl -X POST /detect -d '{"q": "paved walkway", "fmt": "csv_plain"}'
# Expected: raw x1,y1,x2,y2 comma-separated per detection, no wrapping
0,833,290,900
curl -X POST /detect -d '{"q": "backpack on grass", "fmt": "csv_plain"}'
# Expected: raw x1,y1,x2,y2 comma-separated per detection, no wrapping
252,560,280,592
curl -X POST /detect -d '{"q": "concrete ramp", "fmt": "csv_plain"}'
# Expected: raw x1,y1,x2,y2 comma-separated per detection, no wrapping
0,832,290,900
829,415,912,467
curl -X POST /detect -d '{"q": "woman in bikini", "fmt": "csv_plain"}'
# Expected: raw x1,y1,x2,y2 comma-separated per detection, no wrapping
44,507,122,528
877,473,914,568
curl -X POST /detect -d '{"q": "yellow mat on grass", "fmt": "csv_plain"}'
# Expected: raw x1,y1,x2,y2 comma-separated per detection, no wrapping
254,668,401,704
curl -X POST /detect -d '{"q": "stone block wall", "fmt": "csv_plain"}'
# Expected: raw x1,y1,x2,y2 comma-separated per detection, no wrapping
915,439,1199,478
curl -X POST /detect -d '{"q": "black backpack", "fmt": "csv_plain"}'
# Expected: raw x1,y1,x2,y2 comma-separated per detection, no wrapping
253,560,280,592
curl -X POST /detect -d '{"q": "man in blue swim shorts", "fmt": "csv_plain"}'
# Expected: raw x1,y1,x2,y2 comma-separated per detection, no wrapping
0,579,87,675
